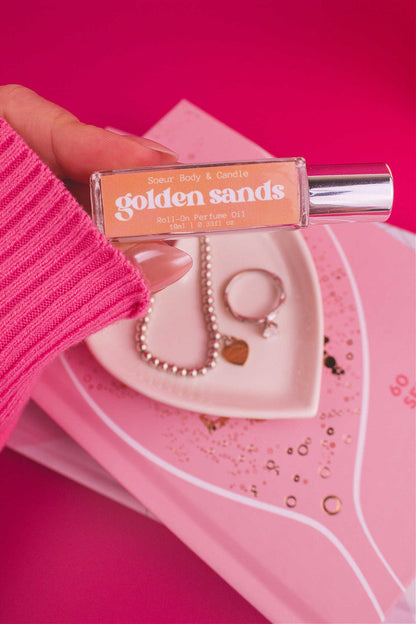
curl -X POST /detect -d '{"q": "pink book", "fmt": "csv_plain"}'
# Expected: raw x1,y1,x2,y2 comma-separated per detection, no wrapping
12,102,415,623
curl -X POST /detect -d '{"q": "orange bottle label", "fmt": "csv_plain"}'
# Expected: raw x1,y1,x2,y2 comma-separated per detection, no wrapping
99,161,301,238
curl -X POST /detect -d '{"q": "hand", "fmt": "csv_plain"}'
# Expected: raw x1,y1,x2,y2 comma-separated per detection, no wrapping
0,85,192,291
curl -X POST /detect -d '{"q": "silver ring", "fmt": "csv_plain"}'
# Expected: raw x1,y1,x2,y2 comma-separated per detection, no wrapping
223,269,286,338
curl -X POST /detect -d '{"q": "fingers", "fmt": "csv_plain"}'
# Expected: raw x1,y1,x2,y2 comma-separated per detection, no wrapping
117,241,193,293
0,85,178,183
0,86,192,292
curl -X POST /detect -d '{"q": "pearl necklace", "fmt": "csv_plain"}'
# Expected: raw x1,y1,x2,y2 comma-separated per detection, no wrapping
135,236,249,376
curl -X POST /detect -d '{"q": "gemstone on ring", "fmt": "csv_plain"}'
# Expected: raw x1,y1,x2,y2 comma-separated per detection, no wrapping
262,320,279,339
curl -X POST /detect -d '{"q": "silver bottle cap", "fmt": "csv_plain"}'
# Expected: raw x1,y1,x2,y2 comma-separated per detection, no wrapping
307,163,393,224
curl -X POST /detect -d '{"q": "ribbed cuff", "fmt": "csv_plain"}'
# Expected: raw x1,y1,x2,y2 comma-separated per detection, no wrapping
0,117,150,430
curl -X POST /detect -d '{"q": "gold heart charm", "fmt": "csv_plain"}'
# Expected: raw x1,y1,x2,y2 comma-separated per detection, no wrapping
222,337,249,366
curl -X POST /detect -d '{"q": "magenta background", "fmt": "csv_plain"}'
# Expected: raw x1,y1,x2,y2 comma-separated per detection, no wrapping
1,0,415,231
0,1,414,622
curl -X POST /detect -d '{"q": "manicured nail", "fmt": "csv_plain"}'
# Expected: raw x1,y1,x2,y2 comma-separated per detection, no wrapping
106,127,178,160
130,136,178,159
124,241,192,293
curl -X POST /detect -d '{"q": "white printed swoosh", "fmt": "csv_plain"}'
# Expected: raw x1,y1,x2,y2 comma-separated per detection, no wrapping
59,225,408,620
325,226,405,593
60,331,381,621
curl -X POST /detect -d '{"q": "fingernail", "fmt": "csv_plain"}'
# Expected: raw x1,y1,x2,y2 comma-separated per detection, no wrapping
106,127,178,160
130,136,178,159
124,241,192,293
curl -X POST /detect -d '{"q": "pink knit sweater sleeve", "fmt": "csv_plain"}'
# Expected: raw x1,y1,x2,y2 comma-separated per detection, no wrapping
0,117,150,444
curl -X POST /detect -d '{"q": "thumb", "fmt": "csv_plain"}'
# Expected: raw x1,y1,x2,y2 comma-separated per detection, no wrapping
0,85,178,183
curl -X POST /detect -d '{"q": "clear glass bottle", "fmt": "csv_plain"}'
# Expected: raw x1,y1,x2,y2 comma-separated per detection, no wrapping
90,159,393,242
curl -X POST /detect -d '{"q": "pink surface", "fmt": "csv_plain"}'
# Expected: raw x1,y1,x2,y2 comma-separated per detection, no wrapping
28,220,415,623
0,448,265,624
0,2,415,623
26,103,416,622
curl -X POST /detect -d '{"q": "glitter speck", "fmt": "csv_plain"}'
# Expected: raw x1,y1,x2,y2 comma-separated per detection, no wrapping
322,495,342,515
319,466,331,479
324,356,336,368
266,460,279,475
285,495,297,508
297,444,309,456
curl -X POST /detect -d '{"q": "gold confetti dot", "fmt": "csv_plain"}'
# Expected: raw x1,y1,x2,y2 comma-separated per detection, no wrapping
319,466,331,479
285,495,297,508
297,444,309,456
322,495,342,515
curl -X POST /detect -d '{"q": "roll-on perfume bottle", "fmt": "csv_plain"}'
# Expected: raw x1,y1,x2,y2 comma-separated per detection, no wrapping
90,159,393,242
